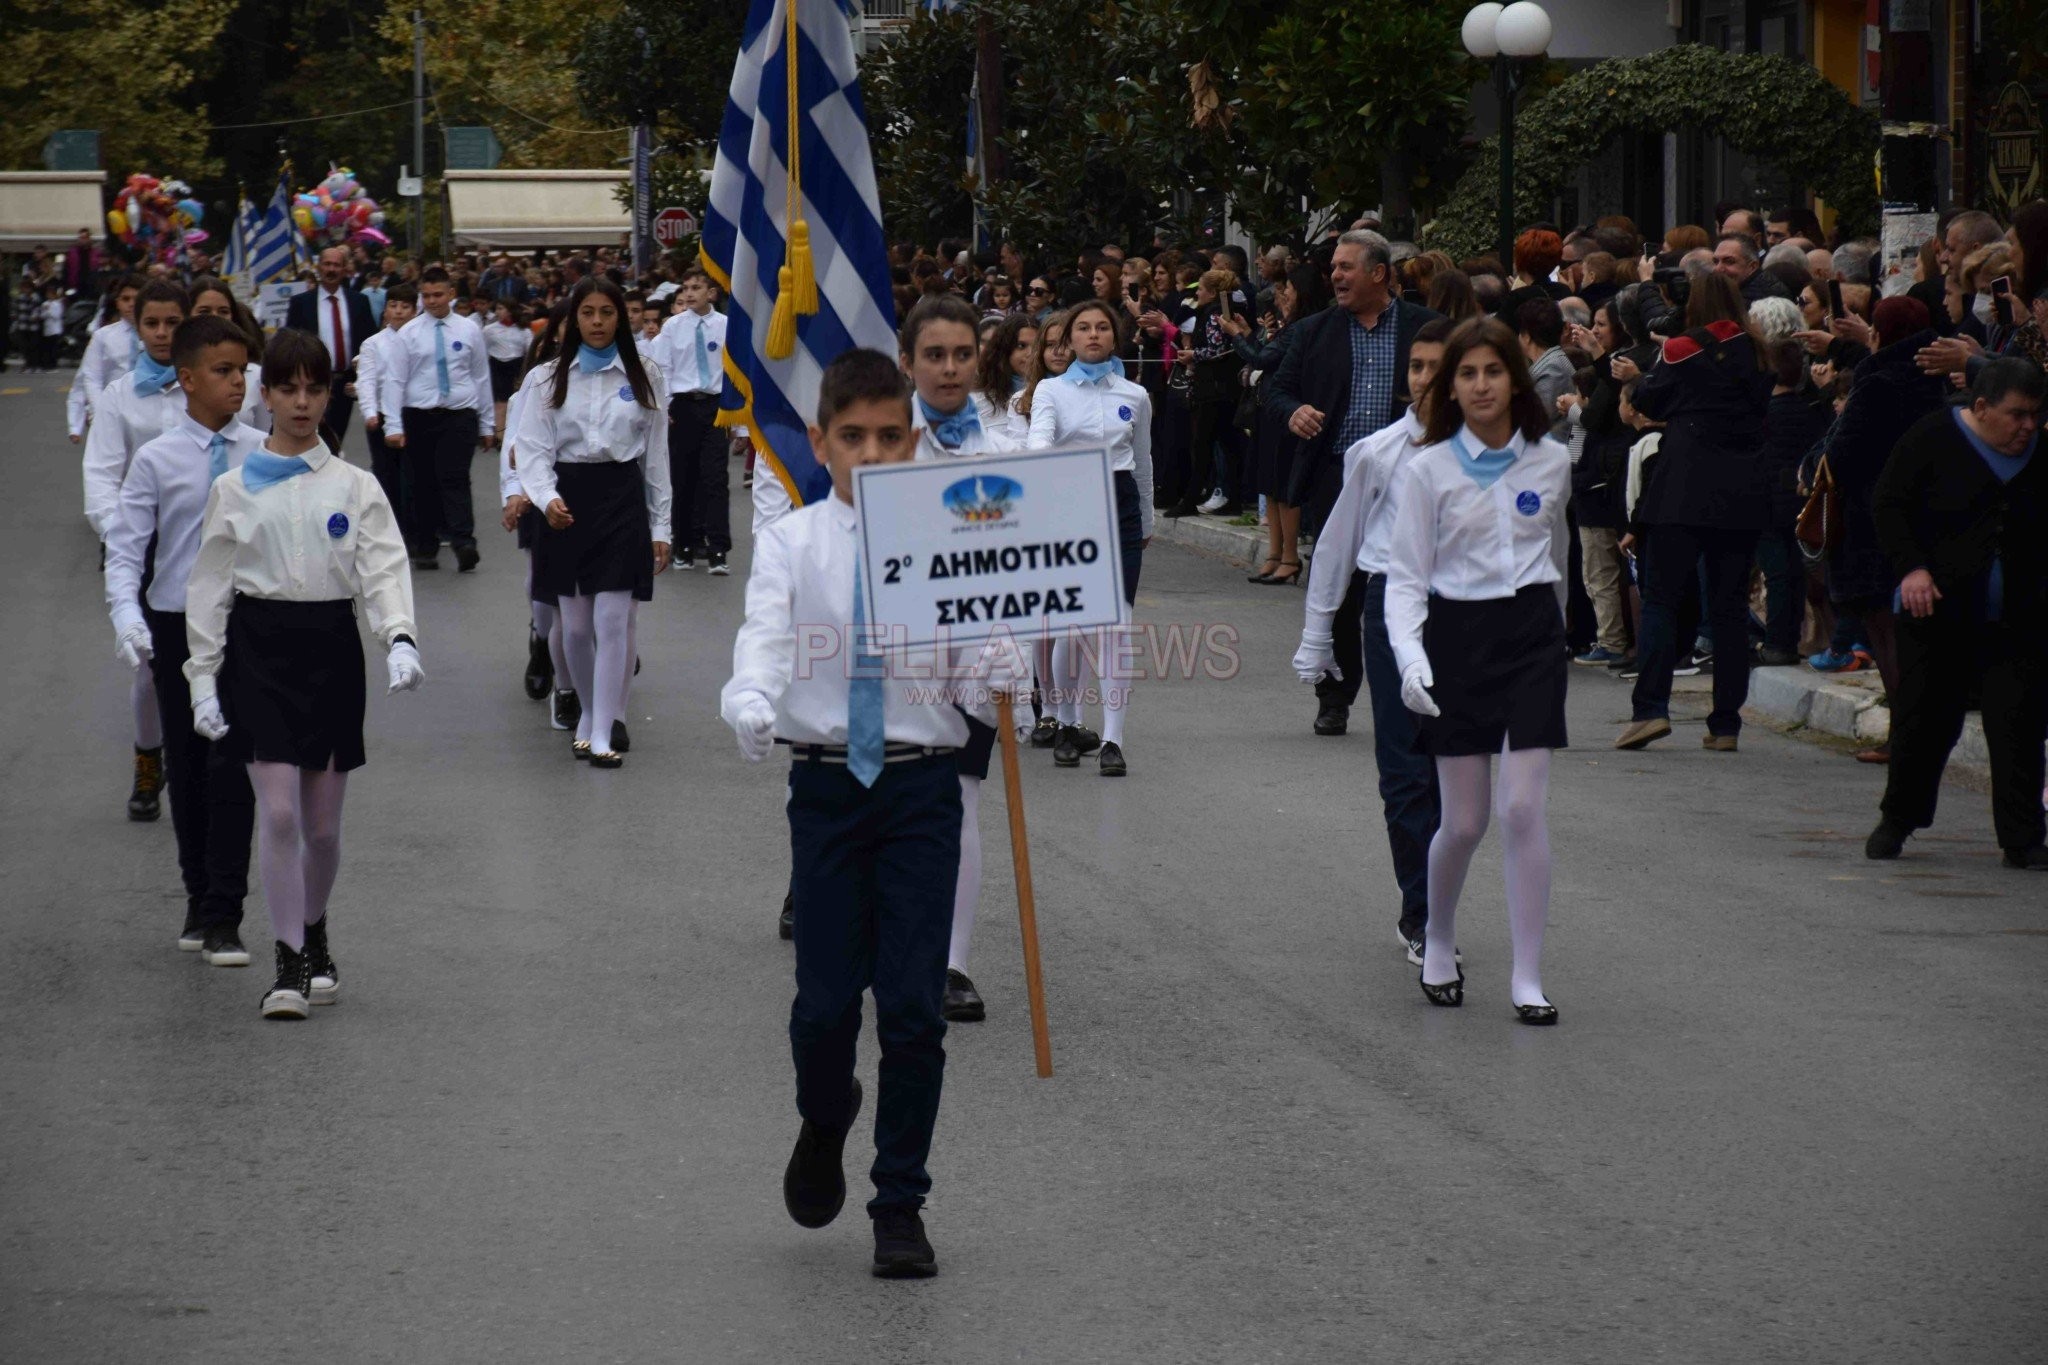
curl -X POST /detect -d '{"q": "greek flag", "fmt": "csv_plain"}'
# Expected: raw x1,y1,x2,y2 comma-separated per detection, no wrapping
247,168,297,286
220,191,253,280
701,0,896,507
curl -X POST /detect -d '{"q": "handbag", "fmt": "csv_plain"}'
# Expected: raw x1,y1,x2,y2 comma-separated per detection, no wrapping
1794,454,1840,560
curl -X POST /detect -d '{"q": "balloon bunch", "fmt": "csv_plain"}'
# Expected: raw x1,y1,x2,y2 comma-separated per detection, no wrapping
106,173,207,262
294,166,390,248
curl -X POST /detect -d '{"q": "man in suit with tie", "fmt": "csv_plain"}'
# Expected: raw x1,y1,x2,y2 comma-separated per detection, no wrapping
285,246,378,442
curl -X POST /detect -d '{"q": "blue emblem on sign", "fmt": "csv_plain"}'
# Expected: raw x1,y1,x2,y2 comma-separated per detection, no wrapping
943,473,1022,523
327,512,349,538
1117,404,1133,421
618,385,634,401
1516,490,1541,516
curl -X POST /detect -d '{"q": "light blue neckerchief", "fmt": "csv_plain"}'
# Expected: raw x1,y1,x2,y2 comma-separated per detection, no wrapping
242,450,313,493
1450,430,1519,490
1010,373,1026,394
1062,355,1125,384
131,352,177,395
917,396,982,450
577,341,620,373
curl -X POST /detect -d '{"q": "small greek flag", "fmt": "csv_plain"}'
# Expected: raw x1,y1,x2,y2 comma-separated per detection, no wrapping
701,0,896,507
247,166,298,286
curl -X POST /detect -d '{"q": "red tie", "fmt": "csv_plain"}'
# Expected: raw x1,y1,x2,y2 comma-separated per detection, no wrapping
328,293,346,372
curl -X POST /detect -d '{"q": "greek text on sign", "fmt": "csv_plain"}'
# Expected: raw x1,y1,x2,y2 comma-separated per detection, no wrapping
854,446,1128,648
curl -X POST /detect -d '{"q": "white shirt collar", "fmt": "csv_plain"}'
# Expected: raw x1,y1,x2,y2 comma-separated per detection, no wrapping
262,438,335,472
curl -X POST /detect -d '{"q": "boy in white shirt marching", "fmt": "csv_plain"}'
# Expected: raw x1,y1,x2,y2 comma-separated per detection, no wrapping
382,266,493,572
656,268,731,573
722,348,1025,1281
355,283,418,549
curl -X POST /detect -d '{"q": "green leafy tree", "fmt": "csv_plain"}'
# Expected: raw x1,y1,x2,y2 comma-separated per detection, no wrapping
861,7,978,248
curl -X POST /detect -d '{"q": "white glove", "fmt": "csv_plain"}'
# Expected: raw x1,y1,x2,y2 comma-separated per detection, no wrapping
732,695,777,762
387,641,424,693
193,695,229,741
972,633,1033,695
1292,629,1338,685
1400,661,1440,718
116,623,154,668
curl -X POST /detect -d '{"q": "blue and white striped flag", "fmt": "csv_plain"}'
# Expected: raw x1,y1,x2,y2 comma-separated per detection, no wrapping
221,190,253,280
701,0,896,507
247,167,298,286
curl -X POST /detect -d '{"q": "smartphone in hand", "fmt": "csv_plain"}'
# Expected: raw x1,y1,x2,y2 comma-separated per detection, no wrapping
1989,275,2014,326
1826,279,1845,319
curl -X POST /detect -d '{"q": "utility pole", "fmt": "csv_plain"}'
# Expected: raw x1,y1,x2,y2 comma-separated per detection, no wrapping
411,7,426,261
631,25,653,277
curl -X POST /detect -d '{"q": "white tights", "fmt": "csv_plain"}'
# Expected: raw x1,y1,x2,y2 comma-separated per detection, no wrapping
558,590,636,749
949,775,981,972
1422,746,1553,1009
1049,626,1135,746
132,659,162,749
250,760,348,951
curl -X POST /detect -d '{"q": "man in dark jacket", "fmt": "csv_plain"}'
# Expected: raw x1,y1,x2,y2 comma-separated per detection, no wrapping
1866,359,2048,869
1713,234,1791,304
1268,229,1440,736
284,245,378,441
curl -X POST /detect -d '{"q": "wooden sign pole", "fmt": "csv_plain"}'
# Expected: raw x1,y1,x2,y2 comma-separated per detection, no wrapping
994,693,1053,1078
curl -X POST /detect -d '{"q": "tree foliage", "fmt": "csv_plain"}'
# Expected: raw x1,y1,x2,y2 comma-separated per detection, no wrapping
0,0,237,181
1423,45,1883,258
573,0,743,151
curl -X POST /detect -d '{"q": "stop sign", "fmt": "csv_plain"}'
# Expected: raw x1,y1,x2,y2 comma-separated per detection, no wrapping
653,207,699,247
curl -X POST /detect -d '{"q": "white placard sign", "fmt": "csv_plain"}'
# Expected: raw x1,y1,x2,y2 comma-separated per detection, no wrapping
853,445,1128,648
254,280,310,332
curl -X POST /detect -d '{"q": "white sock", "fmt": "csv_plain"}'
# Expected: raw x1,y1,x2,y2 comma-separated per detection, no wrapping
1099,626,1131,747
1497,747,1554,1009
948,776,981,972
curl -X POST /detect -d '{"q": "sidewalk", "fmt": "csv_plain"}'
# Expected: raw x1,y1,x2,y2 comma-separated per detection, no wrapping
1154,508,1993,777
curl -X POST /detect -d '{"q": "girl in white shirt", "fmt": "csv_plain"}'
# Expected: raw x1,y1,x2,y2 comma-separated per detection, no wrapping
1385,316,1571,1025
1025,299,1153,776
972,313,1038,446
1014,312,1072,750
482,301,532,446
184,330,422,1019
515,277,671,768
67,275,142,443
500,306,578,729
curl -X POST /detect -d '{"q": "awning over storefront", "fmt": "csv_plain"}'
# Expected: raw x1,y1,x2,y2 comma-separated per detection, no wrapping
444,169,630,248
0,171,107,251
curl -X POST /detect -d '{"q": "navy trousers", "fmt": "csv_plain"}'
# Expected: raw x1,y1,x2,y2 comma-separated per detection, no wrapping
787,752,961,1213
145,609,254,930
1357,574,1440,940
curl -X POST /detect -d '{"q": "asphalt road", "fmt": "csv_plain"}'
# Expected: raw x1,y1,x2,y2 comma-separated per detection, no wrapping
2,365,2043,1363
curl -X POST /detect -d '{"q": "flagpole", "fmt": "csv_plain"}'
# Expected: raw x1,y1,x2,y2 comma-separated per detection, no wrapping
994,693,1053,1078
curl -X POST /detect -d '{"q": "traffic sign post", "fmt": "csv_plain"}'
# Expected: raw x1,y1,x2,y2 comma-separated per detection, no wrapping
652,207,699,249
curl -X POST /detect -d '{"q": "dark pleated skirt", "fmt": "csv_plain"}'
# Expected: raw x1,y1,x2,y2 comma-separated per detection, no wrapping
219,596,367,772
535,460,654,602
1416,585,1569,756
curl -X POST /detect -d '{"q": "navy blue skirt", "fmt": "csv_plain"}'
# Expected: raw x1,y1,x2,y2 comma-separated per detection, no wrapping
1415,585,1568,757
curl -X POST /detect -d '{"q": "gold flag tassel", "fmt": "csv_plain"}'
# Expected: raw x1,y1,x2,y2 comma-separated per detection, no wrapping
763,0,817,359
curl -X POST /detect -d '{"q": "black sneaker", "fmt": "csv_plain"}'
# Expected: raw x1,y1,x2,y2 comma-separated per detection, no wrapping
202,927,250,968
707,551,730,576
1053,726,1082,767
784,1078,862,1229
304,918,338,1003
178,905,206,953
524,632,553,700
1605,653,1636,672
611,720,631,753
551,689,581,733
411,555,440,570
1028,716,1060,749
778,892,795,941
1672,654,1702,678
129,746,163,822
676,547,696,571
2001,844,2048,871
1098,741,1127,776
872,1205,938,1279
454,543,480,573
942,968,985,1022
1865,820,1909,861
1313,701,1348,736
261,941,312,1020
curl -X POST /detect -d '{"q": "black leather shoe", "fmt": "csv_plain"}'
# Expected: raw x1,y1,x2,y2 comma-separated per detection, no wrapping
778,892,794,941
942,968,985,1022
872,1205,938,1279
1865,820,1908,860
1053,727,1080,767
1514,1002,1559,1026
784,1078,861,1229
2002,844,2048,871
551,688,581,733
1028,717,1060,749
611,720,630,753
411,554,440,570
523,632,552,700
1313,701,1348,736
1161,501,1200,519
1098,741,1127,776
1067,724,1101,755
1419,967,1464,1008
454,543,480,573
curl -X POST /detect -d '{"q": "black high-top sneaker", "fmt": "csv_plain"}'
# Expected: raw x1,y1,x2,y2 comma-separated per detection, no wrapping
551,688,581,732
523,631,553,700
261,942,312,1020
304,919,339,1005
129,746,163,821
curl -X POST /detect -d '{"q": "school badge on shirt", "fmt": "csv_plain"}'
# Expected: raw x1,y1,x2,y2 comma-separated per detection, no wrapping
1516,491,1541,516
1117,404,1133,421
618,385,634,402
327,512,350,537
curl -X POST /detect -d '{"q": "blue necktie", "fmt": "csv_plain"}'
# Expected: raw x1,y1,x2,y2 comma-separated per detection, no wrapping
848,554,885,788
434,320,451,398
695,318,712,390
208,433,228,481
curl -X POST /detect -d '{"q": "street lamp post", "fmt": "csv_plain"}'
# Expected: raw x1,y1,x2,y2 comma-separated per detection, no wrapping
1462,2,1552,273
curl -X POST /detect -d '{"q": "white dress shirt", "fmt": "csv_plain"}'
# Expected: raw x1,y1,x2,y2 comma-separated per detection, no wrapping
968,390,1032,446
512,355,673,543
355,327,396,423
1383,426,1572,679
183,439,416,705
913,398,1019,462
481,318,531,363
1301,409,1427,639
105,415,268,635
68,319,139,436
384,310,493,438
499,382,532,503
311,286,354,372
656,308,727,396
83,368,265,536
1024,369,1155,537
720,496,980,748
